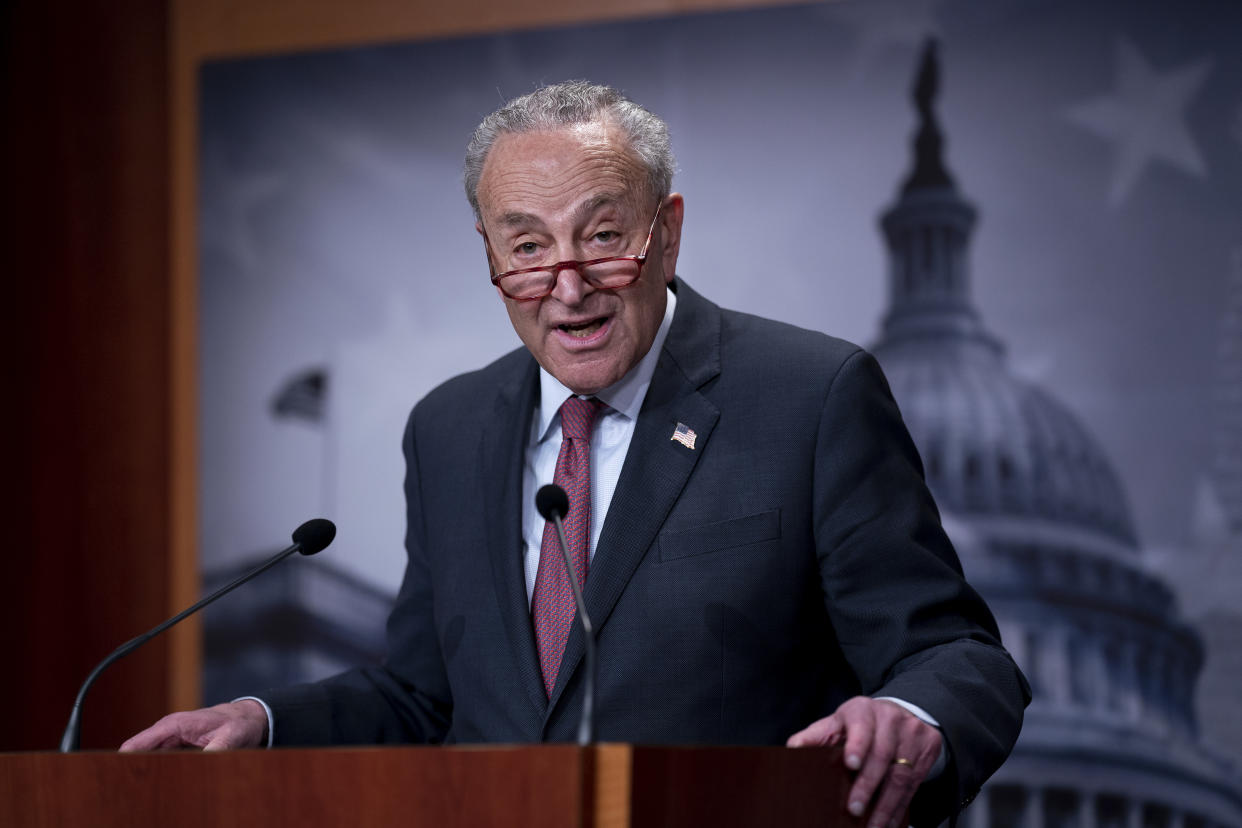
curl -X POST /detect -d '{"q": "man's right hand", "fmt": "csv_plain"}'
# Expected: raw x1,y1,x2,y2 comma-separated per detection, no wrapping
119,699,268,752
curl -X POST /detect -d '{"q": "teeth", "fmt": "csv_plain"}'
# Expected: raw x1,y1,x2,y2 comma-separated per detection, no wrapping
561,319,605,338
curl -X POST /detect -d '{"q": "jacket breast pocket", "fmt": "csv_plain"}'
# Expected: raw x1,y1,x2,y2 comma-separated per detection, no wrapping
657,509,781,562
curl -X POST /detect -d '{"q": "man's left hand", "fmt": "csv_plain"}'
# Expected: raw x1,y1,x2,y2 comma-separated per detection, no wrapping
786,696,942,828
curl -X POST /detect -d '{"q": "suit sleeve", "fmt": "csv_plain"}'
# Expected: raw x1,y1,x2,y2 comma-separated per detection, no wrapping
813,349,1030,824
260,407,453,746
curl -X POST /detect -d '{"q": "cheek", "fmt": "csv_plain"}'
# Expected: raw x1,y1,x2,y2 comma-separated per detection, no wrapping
503,300,539,341
617,291,664,353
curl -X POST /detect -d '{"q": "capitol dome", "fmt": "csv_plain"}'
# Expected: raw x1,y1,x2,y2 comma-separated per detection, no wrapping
868,41,1242,828
878,343,1137,551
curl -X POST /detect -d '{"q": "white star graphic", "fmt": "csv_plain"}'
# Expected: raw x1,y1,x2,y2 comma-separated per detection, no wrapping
1065,37,1213,206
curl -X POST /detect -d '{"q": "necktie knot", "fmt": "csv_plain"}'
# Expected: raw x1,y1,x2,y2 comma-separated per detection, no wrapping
558,396,605,442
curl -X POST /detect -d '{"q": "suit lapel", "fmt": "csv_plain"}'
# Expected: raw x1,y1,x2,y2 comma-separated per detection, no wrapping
481,355,548,718
546,280,723,716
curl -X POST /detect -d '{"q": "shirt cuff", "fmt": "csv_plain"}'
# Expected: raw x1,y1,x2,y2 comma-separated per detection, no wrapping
874,696,947,778
233,696,275,748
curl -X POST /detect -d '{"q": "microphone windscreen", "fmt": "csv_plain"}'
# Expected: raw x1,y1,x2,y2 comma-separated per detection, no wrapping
292,518,337,555
536,484,570,521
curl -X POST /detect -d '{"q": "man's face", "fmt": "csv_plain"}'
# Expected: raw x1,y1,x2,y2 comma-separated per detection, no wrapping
475,121,683,396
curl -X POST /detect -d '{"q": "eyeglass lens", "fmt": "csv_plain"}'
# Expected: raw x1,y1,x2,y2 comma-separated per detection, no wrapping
501,259,641,300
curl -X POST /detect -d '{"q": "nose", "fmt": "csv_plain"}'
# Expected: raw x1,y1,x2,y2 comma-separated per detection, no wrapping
548,261,594,306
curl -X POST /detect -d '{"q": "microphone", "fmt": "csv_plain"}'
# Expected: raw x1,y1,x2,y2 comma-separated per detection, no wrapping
536,484,596,746
59,518,337,752
535,485,569,526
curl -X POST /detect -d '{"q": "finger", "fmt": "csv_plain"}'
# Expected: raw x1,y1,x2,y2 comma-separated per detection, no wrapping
202,729,234,752
119,716,192,752
843,707,892,819
839,699,877,772
118,732,152,752
121,709,228,752
785,714,845,748
861,723,940,828
864,758,920,828
199,718,254,752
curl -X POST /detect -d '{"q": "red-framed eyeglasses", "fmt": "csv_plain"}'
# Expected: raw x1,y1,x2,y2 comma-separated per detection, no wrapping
486,202,663,301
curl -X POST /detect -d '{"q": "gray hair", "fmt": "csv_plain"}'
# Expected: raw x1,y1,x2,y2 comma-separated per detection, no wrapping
464,80,675,220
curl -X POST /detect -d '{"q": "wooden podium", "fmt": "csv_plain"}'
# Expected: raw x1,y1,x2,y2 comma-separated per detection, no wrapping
0,744,861,827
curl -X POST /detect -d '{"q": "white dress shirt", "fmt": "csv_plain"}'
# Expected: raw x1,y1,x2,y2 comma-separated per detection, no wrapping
520,288,678,602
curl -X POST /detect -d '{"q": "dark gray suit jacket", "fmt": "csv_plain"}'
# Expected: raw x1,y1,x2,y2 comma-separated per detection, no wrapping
265,279,1029,824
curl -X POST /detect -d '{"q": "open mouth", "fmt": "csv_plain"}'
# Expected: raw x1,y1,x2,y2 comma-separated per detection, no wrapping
558,317,608,338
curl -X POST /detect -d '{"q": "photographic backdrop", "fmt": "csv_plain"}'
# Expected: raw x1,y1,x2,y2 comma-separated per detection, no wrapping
198,0,1241,821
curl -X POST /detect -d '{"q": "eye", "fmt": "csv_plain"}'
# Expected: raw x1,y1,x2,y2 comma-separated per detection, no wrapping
515,241,540,256
592,230,621,245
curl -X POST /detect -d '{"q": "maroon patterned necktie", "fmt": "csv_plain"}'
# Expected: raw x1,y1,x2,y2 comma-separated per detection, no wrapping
532,395,606,697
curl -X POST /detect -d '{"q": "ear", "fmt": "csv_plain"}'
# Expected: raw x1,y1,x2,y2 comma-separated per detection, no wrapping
658,193,685,285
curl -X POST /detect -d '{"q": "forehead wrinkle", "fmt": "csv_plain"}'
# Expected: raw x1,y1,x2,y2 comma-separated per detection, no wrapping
488,162,636,204
486,180,635,234
478,128,648,226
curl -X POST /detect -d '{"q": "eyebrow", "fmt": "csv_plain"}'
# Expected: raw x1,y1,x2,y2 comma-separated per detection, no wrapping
575,193,627,220
497,211,540,229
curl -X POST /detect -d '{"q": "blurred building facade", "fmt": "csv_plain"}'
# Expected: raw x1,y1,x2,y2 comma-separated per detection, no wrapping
870,42,1242,828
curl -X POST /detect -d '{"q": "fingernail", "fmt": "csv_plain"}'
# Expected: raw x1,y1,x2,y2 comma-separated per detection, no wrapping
846,753,861,769
849,800,865,817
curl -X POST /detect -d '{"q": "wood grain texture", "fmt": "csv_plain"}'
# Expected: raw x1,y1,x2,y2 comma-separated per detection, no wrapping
173,0,824,59
592,744,633,828
629,744,859,827
0,745,860,827
0,746,588,828
3,0,174,752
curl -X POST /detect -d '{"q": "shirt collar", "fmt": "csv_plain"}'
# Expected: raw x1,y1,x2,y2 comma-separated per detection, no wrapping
536,286,678,442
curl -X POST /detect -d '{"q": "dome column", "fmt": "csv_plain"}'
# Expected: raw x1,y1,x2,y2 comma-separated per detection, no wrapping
1120,639,1141,721
1026,786,1045,828
1078,790,1097,828
1049,627,1071,710
1088,638,1108,714
965,786,990,828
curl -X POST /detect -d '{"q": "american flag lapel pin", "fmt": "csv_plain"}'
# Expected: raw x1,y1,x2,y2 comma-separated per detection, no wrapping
671,422,697,450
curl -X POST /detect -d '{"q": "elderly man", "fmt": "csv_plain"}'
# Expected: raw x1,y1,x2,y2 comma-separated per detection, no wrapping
124,81,1028,827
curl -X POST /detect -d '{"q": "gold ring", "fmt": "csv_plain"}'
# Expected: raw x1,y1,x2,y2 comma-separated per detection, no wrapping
893,757,913,766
